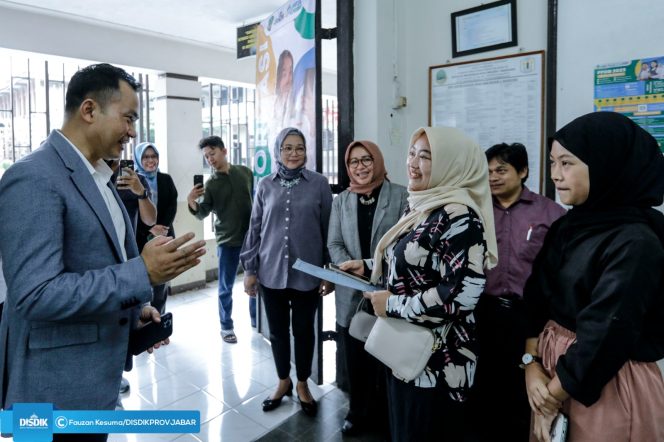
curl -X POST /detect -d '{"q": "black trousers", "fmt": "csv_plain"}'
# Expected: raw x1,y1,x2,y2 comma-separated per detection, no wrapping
338,324,390,435
260,285,319,381
386,374,467,442
470,294,530,442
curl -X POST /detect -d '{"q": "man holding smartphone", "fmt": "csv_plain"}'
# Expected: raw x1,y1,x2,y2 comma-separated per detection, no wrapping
188,135,254,344
0,64,206,441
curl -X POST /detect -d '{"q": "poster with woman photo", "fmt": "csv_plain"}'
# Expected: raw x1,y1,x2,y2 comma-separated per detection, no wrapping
254,0,317,179
594,56,664,153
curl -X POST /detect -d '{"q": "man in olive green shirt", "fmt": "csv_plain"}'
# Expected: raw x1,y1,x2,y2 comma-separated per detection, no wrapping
188,136,254,343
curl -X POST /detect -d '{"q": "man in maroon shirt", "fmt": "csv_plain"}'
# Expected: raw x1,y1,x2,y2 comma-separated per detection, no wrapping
471,143,565,441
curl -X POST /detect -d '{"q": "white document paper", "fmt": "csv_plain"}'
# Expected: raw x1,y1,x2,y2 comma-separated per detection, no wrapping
292,259,382,292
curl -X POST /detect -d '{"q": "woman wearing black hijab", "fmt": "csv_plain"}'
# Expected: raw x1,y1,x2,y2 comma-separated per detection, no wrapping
523,112,664,441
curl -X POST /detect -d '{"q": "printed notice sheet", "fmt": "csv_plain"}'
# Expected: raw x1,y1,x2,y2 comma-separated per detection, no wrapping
430,51,544,191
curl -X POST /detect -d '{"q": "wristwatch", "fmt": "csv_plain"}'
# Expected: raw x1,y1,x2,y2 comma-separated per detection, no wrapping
520,352,542,369
137,189,149,200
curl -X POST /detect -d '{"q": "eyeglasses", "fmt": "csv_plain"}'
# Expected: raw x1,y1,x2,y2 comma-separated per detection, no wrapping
281,145,306,156
142,154,158,160
348,156,374,168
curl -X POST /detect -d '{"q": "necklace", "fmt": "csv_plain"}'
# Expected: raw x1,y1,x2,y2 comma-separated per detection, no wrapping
279,177,301,189
359,194,375,205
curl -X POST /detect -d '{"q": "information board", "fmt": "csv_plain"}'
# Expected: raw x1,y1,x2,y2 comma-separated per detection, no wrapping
429,51,544,191
594,56,664,153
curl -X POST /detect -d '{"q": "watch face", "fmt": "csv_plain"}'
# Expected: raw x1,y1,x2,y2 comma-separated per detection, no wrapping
522,353,534,365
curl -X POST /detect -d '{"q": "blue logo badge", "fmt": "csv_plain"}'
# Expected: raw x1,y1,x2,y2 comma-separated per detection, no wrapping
13,403,53,442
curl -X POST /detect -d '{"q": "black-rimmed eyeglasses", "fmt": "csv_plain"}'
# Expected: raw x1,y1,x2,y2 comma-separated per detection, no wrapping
348,156,374,168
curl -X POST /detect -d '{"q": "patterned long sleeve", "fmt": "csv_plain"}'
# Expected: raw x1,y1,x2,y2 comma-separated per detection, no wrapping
385,204,486,328
381,204,486,398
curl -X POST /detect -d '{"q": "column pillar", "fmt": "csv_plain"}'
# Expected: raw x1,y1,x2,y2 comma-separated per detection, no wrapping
154,73,209,291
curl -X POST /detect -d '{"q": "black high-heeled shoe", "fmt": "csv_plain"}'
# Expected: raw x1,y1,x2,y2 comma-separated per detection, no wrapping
298,398,318,417
298,394,318,417
262,379,293,412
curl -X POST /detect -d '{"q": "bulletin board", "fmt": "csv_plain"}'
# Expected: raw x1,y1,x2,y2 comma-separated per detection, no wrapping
429,50,545,192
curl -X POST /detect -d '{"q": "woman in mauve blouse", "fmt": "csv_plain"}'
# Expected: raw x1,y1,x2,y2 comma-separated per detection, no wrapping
240,127,333,418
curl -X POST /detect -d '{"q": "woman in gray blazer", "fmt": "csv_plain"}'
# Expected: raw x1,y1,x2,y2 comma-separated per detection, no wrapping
327,140,408,436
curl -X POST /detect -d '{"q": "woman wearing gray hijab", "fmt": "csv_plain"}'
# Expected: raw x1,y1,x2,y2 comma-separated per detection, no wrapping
241,127,333,417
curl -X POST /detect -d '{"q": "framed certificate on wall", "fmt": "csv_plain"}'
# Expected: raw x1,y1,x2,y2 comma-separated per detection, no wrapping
451,0,517,58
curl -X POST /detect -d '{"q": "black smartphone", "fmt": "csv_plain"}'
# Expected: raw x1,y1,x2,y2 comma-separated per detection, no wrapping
128,312,173,356
119,159,134,177
326,263,370,283
193,174,204,188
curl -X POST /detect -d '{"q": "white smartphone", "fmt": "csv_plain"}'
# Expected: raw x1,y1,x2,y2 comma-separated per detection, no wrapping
550,412,568,442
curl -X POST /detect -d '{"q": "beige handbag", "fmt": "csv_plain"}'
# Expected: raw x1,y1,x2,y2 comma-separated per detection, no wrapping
365,316,441,382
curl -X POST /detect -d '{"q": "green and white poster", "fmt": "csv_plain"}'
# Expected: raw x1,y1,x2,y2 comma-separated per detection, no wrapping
254,0,316,180
594,57,664,152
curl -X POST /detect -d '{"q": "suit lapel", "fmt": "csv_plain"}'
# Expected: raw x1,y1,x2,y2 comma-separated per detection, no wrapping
49,131,125,262
110,182,138,259
371,183,389,242
344,192,362,258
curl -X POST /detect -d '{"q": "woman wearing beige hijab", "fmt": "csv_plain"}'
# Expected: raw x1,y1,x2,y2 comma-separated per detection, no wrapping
341,127,497,441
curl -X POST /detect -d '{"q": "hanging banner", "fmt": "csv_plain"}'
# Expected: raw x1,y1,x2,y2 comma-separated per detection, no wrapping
254,0,316,179
594,56,664,152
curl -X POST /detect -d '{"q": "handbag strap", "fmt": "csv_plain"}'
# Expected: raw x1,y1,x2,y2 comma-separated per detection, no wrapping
355,296,376,315
355,297,367,314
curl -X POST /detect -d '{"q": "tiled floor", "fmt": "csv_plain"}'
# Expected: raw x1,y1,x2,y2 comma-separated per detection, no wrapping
254,385,386,442
106,273,664,442
110,278,345,442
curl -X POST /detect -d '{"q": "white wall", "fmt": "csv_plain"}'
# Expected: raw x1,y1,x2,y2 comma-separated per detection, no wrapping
354,0,548,186
556,0,664,129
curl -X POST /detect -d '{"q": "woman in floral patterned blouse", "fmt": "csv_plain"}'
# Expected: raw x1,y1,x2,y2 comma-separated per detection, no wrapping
341,126,497,441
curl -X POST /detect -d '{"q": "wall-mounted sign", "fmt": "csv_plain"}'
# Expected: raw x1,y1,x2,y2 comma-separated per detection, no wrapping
594,56,664,152
237,22,260,59
451,0,517,58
